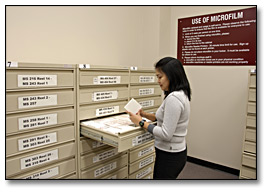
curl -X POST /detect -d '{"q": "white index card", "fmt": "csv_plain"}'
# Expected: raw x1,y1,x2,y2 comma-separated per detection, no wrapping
124,98,142,114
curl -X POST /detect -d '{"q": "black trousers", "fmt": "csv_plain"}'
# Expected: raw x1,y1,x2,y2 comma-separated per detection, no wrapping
153,147,187,179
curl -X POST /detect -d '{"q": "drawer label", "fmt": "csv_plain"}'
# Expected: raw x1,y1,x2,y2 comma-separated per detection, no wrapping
18,94,57,109
18,132,57,151
94,162,117,178
20,149,58,170
138,146,154,157
139,100,154,108
132,132,154,146
96,106,119,116
93,148,118,163
136,167,152,179
18,113,58,130
18,75,57,87
139,88,154,96
92,141,106,149
93,76,121,84
139,156,154,169
93,91,118,102
23,167,59,179
139,76,155,83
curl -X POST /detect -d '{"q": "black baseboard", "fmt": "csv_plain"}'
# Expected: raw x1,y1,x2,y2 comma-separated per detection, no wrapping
187,156,240,176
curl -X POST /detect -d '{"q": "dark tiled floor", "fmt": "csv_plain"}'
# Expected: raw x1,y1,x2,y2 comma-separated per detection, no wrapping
177,161,239,179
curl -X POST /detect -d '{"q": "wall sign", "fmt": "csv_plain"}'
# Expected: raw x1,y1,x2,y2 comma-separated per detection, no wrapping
177,7,256,65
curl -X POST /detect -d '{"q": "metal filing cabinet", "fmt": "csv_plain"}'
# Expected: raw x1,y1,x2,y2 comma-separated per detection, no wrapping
6,62,77,179
240,69,257,179
77,65,130,179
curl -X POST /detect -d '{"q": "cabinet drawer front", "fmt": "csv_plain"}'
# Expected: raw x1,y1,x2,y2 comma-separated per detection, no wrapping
6,108,75,135
135,96,162,109
80,70,129,86
81,153,128,179
6,125,75,156
242,153,256,168
79,101,127,120
130,72,157,84
80,138,107,154
240,165,256,179
129,153,155,174
100,166,128,179
245,128,256,142
128,163,154,179
6,142,76,177
130,85,161,98
247,102,256,114
80,86,128,104
6,89,74,113
246,115,256,128
129,141,155,163
11,158,76,179
249,74,256,88
248,89,256,102
6,69,74,90
244,141,256,154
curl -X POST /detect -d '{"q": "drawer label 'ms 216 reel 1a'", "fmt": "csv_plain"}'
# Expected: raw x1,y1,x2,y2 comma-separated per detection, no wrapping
17,75,57,87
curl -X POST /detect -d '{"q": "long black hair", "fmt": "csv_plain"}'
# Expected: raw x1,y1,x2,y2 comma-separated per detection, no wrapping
155,57,191,101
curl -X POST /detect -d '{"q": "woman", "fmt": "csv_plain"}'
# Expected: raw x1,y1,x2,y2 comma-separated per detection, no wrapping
127,57,191,179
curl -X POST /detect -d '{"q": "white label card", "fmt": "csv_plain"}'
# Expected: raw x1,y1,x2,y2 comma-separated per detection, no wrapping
139,100,154,108
79,64,90,69
18,113,57,130
18,75,57,87
20,149,58,170
136,167,152,179
94,162,117,177
132,132,154,146
18,94,57,109
24,167,59,179
18,132,57,151
139,76,155,83
93,76,121,84
138,146,154,157
96,106,119,116
6,61,18,67
93,148,118,163
93,91,118,102
139,156,154,168
139,88,154,96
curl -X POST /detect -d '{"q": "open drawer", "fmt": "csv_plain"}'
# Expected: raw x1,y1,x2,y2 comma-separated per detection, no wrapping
80,114,154,153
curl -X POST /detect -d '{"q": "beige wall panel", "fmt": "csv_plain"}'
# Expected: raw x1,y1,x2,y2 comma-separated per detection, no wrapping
6,125,75,157
6,107,75,135
6,89,74,113
6,69,74,90
6,142,76,177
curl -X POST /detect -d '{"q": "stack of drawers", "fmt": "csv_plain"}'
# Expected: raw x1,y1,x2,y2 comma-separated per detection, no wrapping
240,69,256,179
6,63,77,179
128,140,155,179
79,138,128,179
129,68,161,114
128,68,160,179
78,66,130,179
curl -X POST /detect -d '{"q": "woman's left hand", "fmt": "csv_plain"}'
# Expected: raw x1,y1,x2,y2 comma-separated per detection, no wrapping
127,111,142,125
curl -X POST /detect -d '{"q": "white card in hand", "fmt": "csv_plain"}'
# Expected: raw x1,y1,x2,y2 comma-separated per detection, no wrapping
124,98,142,114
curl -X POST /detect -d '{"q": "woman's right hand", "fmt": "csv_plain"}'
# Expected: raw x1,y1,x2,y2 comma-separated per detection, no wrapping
138,109,146,118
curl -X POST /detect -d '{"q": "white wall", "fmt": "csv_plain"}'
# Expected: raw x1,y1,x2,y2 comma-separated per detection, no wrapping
6,6,161,68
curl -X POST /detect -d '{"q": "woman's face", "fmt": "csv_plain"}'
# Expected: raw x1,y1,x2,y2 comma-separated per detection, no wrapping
156,69,169,92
